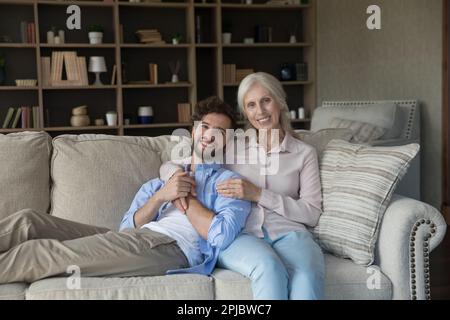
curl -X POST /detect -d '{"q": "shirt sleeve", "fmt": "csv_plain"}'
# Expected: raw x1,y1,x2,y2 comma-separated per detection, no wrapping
207,172,252,250
258,147,323,227
159,160,184,182
119,178,164,231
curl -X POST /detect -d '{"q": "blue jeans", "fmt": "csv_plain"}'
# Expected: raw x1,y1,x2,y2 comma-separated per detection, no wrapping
217,230,325,300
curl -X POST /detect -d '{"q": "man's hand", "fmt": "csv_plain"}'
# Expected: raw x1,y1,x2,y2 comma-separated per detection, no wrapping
155,171,196,206
216,178,262,203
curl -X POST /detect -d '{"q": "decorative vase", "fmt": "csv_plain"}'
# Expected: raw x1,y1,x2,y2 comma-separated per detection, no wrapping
88,32,103,44
46,30,55,44
222,33,232,44
70,115,90,127
171,74,179,83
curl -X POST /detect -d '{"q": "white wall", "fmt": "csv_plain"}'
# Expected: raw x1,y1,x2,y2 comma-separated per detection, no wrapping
316,0,443,208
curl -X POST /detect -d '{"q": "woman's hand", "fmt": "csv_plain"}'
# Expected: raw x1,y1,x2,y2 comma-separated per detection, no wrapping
216,178,262,202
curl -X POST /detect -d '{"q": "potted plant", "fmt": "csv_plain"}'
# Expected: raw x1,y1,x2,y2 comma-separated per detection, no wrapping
222,21,232,44
88,25,104,44
171,33,182,45
0,54,5,86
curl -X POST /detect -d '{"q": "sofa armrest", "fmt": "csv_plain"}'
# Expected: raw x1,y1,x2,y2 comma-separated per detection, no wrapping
375,195,447,300
370,138,419,147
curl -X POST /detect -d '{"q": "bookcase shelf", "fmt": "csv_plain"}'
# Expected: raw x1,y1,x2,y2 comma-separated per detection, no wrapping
220,4,310,10
38,0,115,7
40,43,117,48
118,2,189,9
120,44,191,48
122,83,192,89
0,0,316,135
124,123,192,129
0,86,39,91
42,85,118,90
0,43,37,48
222,43,312,48
44,125,119,132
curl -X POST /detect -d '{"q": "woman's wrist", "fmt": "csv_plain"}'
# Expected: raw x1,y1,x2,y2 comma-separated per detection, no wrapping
253,187,262,203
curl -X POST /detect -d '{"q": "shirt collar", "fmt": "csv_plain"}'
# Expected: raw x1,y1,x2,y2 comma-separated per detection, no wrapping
181,156,223,173
244,132,296,154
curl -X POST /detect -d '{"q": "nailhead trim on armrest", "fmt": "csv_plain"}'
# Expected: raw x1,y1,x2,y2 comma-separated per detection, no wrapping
410,219,437,300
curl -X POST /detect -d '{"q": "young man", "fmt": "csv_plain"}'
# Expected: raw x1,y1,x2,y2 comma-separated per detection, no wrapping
0,96,251,283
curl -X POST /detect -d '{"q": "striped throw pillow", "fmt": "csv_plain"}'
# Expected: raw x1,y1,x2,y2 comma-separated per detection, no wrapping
313,140,420,265
330,118,387,143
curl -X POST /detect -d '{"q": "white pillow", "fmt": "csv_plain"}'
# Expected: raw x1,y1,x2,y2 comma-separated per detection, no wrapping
311,102,397,135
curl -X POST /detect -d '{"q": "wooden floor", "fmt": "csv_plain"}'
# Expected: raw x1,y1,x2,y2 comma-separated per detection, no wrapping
431,228,450,299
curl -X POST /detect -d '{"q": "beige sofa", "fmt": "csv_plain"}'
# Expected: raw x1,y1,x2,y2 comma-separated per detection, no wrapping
0,131,446,300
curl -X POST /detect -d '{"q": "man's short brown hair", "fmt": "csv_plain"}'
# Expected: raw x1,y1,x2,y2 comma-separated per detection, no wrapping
191,96,237,129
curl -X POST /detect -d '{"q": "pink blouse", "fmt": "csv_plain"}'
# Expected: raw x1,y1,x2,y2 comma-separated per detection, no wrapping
160,133,323,239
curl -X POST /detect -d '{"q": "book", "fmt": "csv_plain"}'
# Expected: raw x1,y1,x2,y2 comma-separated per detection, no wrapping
77,56,89,85
149,63,158,84
111,64,117,85
32,106,39,128
41,57,51,86
11,107,22,129
50,51,63,85
21,106,27,129
64,51,78,81
2,107,15,128
20,21,28,43
28,22,36,44
177,103,191,123
236,68,254,82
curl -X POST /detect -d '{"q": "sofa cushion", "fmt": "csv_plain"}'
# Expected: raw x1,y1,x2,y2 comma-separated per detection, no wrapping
0,131,52,219
50,134,184,230
295,128,353,159
26,274,214,300
311,102,397,137
314,140,420,266
212,254,392,300
329,118,386,143
0,283,28,300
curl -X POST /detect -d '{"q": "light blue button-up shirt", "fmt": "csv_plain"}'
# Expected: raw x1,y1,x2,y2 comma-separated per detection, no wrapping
119,162,251,276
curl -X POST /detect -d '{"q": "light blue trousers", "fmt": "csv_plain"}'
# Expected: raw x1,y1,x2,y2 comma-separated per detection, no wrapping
217,230,325,300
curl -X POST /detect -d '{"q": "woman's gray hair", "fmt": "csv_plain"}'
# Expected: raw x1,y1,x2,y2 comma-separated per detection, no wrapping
237,72,296,137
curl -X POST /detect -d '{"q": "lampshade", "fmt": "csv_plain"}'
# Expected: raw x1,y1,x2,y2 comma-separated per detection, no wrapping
88,56,107,73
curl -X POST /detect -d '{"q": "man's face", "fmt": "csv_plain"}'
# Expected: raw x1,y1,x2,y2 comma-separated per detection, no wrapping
192,112,232,163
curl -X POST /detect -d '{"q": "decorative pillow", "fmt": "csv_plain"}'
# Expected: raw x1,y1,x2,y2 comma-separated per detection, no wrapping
313,140,420,265
311,102,397,134
295,128,353,159
0,131,52,219
50,134,182,230
330,118,387,143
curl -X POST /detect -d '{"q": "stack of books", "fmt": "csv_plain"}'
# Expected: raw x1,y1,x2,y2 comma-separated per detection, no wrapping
149,63,158,84
20,21,36,44
2,106,41,129
41,51,89,86
222,64,237,84
136,29,164,44
177,103,191,123
236,69,254,82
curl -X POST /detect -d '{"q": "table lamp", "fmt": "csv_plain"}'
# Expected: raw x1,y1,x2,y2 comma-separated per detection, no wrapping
88,56,107,85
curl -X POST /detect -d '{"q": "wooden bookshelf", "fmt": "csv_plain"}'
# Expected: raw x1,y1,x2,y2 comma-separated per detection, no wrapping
0,0,316,136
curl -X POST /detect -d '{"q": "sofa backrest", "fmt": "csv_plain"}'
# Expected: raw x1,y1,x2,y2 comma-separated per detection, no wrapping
50,134,189,231
0,131,52,220
312,100,419,140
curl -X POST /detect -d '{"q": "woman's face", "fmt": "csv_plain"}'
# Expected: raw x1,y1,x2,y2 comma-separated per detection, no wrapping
243,83,281,131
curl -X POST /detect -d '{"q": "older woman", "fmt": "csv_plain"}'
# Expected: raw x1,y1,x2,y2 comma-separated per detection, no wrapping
161,73,324,300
